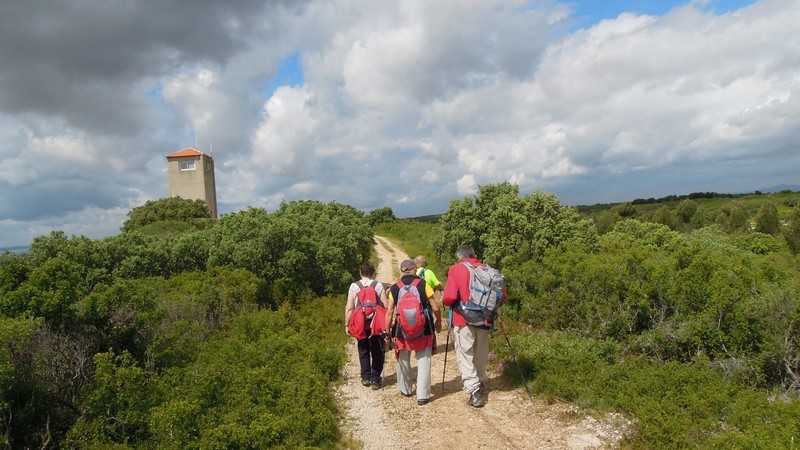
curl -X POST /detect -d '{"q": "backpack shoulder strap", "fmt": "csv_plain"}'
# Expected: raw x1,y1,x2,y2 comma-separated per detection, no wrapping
409,277,431,309
367,280,379,289
352,280,363,306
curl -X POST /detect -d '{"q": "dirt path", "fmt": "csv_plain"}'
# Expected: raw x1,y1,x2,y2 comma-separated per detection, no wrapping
334,235,629,449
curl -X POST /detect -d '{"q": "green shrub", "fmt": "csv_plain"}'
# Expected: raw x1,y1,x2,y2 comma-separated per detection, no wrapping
504,331,800,448
148,298,346,449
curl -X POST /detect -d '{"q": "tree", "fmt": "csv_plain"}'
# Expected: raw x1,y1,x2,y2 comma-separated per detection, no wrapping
717,201,750,233
122,197,211,232
754,201,780,235
613,202,638,218
367,207,396,226
652,205,679,230
432,183,597,268
676,199,698,224
206,201,372,303
783,207,800,255
66,351,158,447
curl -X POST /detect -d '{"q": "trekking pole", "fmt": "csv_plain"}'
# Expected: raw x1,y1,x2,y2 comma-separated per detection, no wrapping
441,324,451,391
496,314,533,400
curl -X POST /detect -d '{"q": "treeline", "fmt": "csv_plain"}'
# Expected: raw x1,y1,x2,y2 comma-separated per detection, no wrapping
575,189,800,215
630,191,739,205
0,199,369,448
428,182,800,447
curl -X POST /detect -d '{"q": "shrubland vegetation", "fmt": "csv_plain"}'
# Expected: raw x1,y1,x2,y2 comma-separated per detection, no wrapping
3,187,800,448
425,183,800,448
0,198,364,448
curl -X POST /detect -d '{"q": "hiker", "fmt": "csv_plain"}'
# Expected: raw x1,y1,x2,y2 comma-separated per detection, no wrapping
442,244,507,407
415,255,444,326
414,255,443,297
345,262,388,390
385,259,442,405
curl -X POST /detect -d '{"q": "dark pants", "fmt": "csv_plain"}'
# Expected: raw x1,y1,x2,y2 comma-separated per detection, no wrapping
357,333,385,384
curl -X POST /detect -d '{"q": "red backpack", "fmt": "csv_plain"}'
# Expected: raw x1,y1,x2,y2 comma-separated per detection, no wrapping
347,280,386,340
394,278,427,339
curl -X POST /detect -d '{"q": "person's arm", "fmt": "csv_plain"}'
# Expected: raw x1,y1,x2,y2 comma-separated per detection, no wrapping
384,291,396,333
379,288,389,308
429,270,442,291
426,284,442,332
442,264,460,307
344,293,356,335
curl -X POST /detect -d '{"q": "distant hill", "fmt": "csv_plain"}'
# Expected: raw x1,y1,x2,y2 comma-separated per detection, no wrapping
404,214,442,223
1,245,29,254
758,184,800,193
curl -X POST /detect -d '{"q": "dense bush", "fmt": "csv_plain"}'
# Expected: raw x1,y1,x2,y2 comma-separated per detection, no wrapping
432,182,597,269
66,298,346,449
367,206,397,226
493,331,800,448
507,219,800,393
0,198,368,448
207,201,373,303
122,197,212,232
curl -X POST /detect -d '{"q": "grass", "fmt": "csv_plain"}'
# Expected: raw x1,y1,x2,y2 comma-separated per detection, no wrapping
372,220,446,277
492,331,800,449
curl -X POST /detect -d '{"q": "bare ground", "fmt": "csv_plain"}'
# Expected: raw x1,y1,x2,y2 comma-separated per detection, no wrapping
334,235,630,450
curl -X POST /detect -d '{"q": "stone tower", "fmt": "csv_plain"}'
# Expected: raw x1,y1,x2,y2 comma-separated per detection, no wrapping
165,147,218,218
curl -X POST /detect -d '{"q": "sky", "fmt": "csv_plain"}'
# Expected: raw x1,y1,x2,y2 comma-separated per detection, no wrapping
1,0,797,247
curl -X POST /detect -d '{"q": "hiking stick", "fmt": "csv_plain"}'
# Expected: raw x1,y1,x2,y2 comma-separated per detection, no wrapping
441,324,451,391
496,314,533,400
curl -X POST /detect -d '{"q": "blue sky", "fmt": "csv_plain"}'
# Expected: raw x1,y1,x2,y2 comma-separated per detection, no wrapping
0,0,796,248
261,53,305,100
571,0,755,26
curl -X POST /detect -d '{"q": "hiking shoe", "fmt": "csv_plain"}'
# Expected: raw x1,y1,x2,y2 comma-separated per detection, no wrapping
467,389,486,408
361,379,371,387
417,399,429,406
371,381,382,390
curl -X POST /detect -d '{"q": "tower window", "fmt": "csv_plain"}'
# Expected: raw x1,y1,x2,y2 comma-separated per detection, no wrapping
180,161,196,171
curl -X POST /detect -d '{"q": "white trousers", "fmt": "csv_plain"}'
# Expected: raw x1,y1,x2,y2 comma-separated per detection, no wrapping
396,346,432,401
453,325,490,394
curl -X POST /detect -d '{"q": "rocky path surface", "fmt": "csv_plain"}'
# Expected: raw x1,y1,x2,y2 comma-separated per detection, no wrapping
334,235,629,449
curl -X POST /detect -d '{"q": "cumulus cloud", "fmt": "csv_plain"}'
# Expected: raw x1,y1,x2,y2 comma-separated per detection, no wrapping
2,0,799,246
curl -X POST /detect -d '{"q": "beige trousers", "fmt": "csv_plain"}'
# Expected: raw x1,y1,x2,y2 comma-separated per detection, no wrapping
453,325,490,394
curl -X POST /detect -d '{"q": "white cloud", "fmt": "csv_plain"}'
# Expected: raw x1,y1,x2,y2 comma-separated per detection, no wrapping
2,0,800,246
457,174,478,196
250,86,320,176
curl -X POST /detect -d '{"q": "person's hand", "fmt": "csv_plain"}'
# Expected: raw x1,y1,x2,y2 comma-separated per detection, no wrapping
344,326,350,336
435,319,442,333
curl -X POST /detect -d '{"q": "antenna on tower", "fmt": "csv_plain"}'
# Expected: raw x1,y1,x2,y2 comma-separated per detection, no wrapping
194,129,198,149
210,142,213,157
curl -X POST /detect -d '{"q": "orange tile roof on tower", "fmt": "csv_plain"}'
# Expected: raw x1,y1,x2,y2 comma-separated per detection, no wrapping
166,148,206,158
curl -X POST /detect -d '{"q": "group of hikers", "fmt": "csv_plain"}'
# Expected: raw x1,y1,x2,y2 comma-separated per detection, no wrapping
344,244,507,408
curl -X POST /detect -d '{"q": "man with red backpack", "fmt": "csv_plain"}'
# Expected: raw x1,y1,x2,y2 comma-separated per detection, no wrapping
442,245,507,408
345,262,389,390
385,259,442,405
